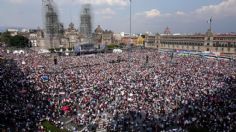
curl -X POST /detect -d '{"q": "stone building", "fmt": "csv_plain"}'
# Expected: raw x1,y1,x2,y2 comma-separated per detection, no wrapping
121,36,138,46
144,33,157,48
7,29,18,36
137,36,145,46
156,29,236,55
64,22,81,49
113,33,122,44
29,32,38,47
94,25,103,45
102,30,113,45
163,26,171,35
94,25,113,45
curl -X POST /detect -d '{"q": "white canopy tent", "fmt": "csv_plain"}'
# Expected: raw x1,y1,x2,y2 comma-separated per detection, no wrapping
113,49,122,54
38,49,50,54
13,50,25,54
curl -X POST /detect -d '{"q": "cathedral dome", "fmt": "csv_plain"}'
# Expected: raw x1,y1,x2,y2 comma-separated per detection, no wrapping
69,22,75,29
95,25,103,33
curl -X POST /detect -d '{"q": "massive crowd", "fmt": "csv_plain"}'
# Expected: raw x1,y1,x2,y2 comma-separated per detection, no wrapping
0,47,236,131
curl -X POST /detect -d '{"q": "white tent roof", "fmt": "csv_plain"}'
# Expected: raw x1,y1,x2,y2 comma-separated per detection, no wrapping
113,49,122,53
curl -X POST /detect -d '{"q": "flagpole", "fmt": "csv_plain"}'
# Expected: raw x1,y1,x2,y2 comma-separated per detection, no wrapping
210,20,211,31
128,0,132,68
210,17,212,31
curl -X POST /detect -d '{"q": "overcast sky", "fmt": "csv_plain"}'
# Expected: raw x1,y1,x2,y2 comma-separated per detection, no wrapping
0,0,236,34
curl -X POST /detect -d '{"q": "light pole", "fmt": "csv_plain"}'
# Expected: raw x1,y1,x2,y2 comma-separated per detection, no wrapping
128,0,132,68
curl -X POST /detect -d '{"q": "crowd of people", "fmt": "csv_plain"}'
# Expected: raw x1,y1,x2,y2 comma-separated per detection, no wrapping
0,46,235,131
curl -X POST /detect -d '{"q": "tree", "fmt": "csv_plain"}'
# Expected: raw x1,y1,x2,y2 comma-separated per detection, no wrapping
9,35,29,47
107,44,119,49
0,32,11,44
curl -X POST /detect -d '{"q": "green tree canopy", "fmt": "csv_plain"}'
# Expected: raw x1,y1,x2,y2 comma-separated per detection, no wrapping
9,35,29,47
0,32,11,44
0,32,29,47
107,44,120,49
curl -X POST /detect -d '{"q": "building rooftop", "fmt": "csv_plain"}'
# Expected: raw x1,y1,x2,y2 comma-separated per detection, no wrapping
95,25,103,33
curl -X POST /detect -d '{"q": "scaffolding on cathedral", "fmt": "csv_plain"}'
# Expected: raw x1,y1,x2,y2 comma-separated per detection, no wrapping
80,4,93,40
74,4,95,53
42,0,62,49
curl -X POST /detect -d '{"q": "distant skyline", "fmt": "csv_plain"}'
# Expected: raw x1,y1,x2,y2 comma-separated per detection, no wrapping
0,0,236,34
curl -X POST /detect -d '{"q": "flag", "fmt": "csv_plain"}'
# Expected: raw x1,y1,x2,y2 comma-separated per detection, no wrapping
207,17,213,23
61,106,70,112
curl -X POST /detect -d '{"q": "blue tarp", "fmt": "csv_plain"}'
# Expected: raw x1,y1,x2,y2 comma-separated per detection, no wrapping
41,75,49,82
